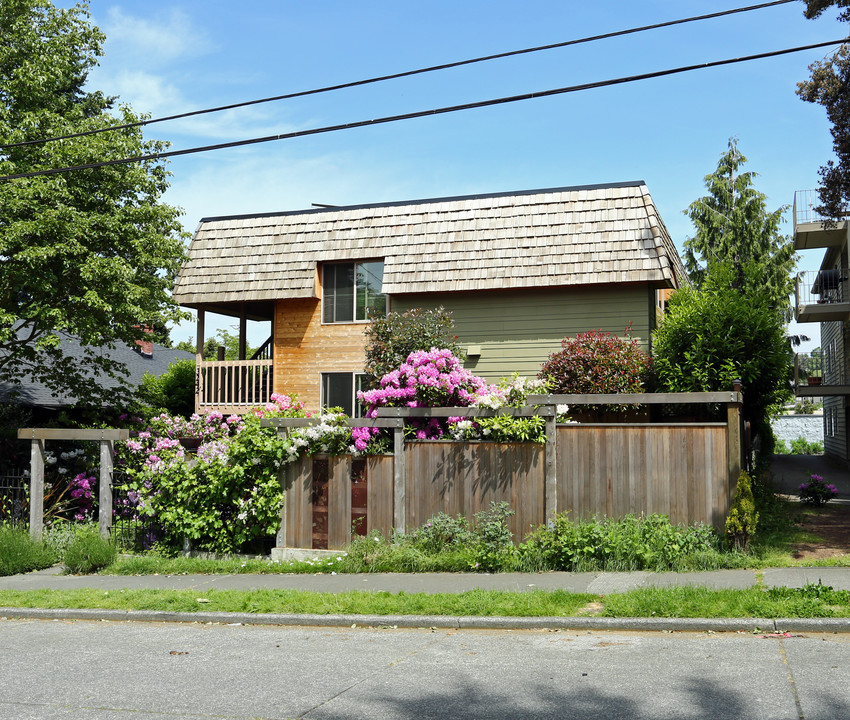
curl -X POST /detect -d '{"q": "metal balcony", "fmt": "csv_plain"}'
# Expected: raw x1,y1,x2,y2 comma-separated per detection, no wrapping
793,190,849,250
795,269,850,323
794,352,850,397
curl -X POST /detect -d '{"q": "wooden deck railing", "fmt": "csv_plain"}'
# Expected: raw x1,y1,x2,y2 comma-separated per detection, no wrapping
196,359,273,413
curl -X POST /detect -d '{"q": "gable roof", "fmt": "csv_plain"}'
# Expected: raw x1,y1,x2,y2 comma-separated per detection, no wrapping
0,331,193,409
173,181,687,307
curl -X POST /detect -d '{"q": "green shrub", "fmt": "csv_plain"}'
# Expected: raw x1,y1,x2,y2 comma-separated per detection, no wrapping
725,472,759,550
136,358,196,417
363,307,465,381
63,527,117,574
401,512,474,555
42,520,85,560
538,328,651,397
519,513,720,572
471,502,517,571
0,525,57,576
773,437,824,455
790,437,824,455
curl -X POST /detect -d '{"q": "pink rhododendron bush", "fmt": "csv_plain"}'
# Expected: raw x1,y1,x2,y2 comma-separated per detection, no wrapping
117,393,306,553
352,349,549,449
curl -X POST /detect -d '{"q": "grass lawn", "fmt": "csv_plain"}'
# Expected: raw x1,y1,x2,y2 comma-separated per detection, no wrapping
1,584,848,619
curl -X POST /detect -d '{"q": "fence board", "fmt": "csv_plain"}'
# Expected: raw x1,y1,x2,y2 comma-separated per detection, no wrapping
285,456,313,548
328,457,350,550
367,456,394,536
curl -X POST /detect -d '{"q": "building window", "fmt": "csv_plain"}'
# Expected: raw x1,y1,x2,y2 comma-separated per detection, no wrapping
322,261,386,323
321,372,371,417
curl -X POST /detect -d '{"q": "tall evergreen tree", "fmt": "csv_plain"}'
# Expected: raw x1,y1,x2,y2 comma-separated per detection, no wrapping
682,138,796,317
0,0,187,406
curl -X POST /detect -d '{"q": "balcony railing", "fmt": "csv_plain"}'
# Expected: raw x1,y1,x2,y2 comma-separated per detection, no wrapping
793,190,849,250
197,359,273,413
794,352,850,396
795,268,850,323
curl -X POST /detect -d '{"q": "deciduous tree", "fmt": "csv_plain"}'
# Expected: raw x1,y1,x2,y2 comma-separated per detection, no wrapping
0,0,187,407
798,1,850,223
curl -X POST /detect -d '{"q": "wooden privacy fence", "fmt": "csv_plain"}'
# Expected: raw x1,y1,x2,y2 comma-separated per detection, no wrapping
265,390,743,551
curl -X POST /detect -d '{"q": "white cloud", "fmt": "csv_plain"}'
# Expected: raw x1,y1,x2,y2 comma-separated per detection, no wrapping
101,7,211,66
103,69,183,117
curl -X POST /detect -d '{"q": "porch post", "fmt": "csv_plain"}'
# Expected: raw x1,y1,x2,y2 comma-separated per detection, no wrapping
239,303,247,360
196,309,205,413
29,437,45,540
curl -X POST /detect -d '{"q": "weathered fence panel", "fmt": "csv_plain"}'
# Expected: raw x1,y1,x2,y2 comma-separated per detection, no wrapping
284,456,313,549
404,441,544,542
556,424,729,527
367,456,394,535
270,393,742,552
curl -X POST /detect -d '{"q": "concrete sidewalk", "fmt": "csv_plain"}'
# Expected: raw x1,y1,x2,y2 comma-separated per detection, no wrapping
3,564,850,594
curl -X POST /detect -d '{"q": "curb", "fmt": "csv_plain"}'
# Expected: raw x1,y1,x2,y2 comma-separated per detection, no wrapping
3,607,849,633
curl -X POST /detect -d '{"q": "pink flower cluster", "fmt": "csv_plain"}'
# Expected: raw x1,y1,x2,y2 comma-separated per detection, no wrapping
352,348,494,448
70,473,96,521
253,392,308,418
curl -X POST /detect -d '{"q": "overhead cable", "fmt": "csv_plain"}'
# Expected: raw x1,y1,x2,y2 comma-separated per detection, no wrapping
0,36,843,182
0,0,796,151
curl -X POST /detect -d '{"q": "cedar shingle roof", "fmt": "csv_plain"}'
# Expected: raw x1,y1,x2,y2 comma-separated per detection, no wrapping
173,182,687,306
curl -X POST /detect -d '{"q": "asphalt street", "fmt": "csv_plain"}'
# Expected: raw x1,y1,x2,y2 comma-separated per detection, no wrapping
2,618,849,720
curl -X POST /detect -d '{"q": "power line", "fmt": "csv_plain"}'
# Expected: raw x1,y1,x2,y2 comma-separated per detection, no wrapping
1,37,843,182
0,0,796,151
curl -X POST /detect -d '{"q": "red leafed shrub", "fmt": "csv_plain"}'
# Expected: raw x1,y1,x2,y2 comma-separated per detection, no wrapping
538,329,651,395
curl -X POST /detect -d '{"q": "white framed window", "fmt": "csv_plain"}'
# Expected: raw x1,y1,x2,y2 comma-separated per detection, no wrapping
322,261,386,323
321,372,371,417
825,407,837,438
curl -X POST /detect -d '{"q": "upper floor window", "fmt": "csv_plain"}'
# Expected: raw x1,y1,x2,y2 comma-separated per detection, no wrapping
322,261,386,323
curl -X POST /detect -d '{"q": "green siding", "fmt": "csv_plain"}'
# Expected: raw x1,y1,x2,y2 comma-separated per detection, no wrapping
393,286,655,381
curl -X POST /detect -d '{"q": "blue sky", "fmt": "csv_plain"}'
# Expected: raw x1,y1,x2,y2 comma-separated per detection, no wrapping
64,0,845,349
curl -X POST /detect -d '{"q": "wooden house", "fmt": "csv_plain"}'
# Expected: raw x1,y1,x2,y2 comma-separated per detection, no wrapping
172,182,688,415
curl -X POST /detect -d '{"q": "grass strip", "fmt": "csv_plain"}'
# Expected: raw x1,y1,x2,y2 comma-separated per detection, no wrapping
1,586,849,618
0,588,595,617
603,585,850,619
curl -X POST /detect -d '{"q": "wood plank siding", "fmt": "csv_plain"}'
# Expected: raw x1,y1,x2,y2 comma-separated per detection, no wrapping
822,318,849,461
394,285,656,380
273,298,368,410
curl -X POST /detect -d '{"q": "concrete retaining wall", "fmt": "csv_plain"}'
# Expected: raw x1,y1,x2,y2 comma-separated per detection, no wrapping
772,415,823,445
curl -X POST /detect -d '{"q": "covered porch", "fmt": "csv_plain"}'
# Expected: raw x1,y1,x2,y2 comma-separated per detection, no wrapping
192,301,275,414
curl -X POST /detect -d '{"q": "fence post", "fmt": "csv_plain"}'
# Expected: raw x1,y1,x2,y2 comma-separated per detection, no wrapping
544,412,557,524
277,462,289,548
28,437,45,541
99,439,114,539
727,382,743,495
393,425,406,533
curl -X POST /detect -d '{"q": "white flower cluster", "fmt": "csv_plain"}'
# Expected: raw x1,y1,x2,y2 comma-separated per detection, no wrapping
449,419,475,440
284,412,350,462
472,391,504,410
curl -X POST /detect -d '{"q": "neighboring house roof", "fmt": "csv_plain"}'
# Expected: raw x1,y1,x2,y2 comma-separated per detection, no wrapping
0,331,193,409
173,181,688,308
